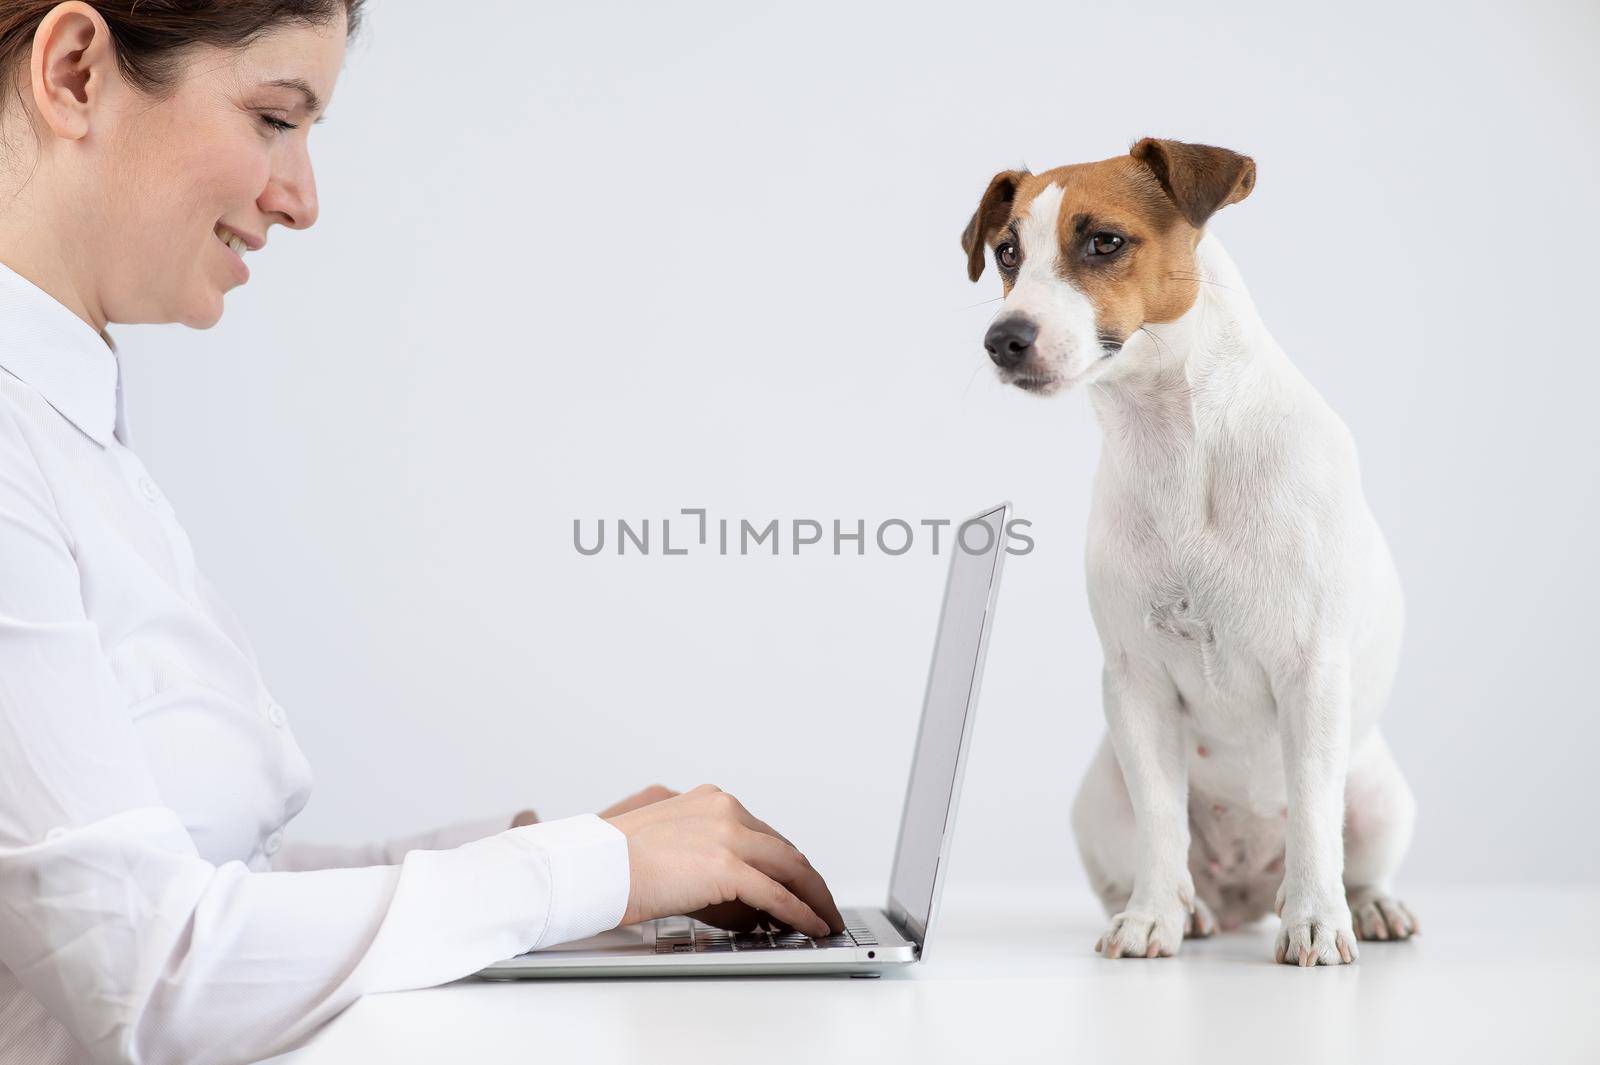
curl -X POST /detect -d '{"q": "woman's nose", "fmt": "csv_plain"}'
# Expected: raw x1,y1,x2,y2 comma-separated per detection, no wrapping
259,160,320,231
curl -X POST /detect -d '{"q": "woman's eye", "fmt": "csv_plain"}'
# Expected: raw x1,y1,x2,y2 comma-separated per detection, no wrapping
996,242,1020,270
257,113,299,133
1089,233,1125,256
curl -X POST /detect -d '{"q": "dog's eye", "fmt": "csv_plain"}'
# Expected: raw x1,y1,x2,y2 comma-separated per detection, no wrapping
1089,233,1125,256
996,241,1020,271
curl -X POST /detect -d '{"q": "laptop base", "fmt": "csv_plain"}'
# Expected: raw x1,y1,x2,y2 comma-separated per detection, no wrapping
475,906,916,980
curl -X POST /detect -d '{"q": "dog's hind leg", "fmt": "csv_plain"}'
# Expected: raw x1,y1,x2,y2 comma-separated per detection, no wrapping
1342,731,1420,941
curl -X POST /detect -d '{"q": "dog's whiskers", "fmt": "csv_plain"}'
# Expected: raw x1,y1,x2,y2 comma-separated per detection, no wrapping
1139,325,1177,361
955,296,1006,311
1167,273,1245,295
959,359,986,400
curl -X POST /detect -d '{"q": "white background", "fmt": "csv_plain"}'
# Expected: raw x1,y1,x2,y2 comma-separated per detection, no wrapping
118,0,1599,899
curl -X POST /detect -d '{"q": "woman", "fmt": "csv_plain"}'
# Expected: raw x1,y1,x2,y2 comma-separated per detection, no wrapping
0,4,844,1062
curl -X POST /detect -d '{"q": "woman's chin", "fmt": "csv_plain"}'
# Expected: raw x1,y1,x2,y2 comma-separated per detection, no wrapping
178,291,227,330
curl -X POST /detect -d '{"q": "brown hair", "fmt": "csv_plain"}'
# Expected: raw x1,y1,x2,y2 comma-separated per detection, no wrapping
0,0,364,104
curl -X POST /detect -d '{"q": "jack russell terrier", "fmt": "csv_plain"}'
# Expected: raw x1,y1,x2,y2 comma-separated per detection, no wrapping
961,138,1417,966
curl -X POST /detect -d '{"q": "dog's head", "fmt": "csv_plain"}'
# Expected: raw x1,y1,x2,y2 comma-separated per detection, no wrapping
961,138,1255,395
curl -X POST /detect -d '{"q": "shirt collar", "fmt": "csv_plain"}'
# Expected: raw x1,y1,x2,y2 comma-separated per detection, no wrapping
0,257,126,447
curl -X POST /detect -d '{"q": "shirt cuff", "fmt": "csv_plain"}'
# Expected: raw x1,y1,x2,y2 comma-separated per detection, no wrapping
508,813,631,948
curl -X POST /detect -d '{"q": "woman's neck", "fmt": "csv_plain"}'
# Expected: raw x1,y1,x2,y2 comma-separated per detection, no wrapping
0,178,109,334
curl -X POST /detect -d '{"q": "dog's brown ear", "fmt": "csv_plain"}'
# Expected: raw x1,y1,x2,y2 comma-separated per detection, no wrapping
1130,138,1255,228
961,169,1027,282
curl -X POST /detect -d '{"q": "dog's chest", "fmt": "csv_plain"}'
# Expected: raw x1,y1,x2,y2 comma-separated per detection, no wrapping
1093,511,1243,663
1088,455,1294,812
1087,475,1279,715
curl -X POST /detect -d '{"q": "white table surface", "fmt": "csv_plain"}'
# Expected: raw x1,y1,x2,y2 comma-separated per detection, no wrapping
269,884,1598,1065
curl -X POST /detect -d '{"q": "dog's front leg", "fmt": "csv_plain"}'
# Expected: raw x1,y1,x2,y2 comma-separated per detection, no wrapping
1273,658,1360,966
1094,654,1192,959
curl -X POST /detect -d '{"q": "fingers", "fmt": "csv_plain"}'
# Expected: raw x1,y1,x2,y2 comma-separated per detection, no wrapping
700,790,841,932
731,825,846,934
686,900,766,933
732,864,830,938
625,784,843,936
688,900,800,935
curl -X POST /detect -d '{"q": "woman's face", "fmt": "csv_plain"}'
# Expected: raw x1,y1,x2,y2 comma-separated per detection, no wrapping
94,16,348,328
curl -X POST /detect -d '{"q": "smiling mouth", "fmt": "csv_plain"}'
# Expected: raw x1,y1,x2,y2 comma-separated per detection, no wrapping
213,223,248,258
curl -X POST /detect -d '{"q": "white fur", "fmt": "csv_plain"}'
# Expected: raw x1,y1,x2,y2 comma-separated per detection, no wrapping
1000,185,1105,392
1014,233,1420,965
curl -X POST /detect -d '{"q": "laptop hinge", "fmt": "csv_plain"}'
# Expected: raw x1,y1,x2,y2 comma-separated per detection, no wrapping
883,902,922,953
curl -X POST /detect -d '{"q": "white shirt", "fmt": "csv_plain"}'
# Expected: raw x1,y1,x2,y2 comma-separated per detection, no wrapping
0,259,631,1065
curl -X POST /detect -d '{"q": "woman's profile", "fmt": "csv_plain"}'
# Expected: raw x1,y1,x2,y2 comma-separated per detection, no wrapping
0,4,843,1062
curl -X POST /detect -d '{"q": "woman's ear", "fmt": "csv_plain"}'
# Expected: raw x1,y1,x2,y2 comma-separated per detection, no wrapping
29,1,119,141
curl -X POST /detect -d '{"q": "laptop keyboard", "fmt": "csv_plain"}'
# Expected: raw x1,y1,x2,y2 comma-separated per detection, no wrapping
653,910,878,954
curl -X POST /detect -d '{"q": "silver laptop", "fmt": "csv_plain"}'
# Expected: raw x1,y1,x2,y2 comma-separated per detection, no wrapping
476,501,1010,980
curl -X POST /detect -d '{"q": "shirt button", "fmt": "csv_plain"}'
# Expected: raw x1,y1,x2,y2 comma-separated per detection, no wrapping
266,701,287,728
265,831,283,856
138,476,160,503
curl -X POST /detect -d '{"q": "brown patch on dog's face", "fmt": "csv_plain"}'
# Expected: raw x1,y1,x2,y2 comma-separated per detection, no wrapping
961,139,1255,393
1033,156,1200,343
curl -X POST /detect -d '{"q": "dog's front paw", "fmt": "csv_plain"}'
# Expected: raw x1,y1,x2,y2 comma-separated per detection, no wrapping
1347,888,1419,941
1095,906,1187,959
1274,911,1358,966
1273,884,1358,966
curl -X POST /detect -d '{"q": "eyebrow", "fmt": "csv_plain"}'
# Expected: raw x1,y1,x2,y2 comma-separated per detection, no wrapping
1069,212,1132,236
266,77,324,118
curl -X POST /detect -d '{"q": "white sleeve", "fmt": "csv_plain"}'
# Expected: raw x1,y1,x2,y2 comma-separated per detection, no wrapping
0,813,629,1064
270,813,518,872
0,407,631,1065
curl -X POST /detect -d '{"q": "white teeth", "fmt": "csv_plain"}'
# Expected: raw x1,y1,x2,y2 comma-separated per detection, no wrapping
215,225,247,256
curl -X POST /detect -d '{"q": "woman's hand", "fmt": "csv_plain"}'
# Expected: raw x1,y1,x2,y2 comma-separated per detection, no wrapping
598,784,679,819
508,784,678,829
603,784,845,938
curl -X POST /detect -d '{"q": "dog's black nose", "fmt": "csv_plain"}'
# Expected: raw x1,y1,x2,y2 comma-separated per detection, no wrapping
984,317,1038,369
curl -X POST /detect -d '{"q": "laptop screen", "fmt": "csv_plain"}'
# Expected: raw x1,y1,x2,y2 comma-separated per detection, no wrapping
885,504,1007,941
